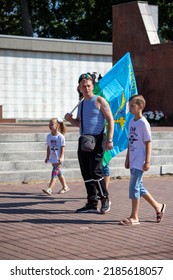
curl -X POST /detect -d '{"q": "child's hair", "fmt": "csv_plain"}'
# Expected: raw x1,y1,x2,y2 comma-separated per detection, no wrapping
50,118,67,135
129,95,146,109
59,121,67,135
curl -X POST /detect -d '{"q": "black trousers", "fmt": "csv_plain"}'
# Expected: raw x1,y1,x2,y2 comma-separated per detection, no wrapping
77,133,109,205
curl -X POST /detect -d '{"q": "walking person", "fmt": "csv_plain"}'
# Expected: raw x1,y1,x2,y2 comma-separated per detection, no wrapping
119,95,166,225
78,78,111,193
65,73,114,213
42,117,70,196
103,163,110,189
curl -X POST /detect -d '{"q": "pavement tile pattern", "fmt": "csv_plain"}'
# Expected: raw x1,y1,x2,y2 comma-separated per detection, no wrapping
0,123,172,260
0,175,172,260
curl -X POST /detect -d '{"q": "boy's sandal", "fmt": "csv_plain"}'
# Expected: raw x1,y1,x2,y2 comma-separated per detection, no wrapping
156,204,166,223
119,218,140,226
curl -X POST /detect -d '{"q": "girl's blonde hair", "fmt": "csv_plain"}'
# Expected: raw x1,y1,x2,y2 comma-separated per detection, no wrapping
129,95,146,109
50,118,67,135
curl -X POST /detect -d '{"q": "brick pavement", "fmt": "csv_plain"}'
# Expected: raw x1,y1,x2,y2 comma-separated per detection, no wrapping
0,122,173,134
0,123,173,260
0,175,172,260
0,122,79,134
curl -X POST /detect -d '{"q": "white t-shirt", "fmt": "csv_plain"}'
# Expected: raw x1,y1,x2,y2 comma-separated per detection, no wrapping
128,116,151,171
46,132,65,163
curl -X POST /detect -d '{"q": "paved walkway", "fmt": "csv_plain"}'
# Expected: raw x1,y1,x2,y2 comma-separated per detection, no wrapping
0,122,79,133
0,175,172,260
0,123,173,260
0,122,173,134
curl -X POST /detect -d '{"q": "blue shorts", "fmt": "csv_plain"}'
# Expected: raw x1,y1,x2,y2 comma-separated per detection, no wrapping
102,164,110,176
129,168,148,199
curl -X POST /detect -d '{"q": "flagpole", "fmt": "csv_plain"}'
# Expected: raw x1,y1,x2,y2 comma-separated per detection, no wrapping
69,98,84,114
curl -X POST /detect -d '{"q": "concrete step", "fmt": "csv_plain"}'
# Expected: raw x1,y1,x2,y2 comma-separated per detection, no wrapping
0,132,79,142
0,140,78,151
113,148,173,156
0,164,170,184
152,147,173,156
0,131,173,142
109,165,162,177
110,155,173,166
0,155,172,172
0,168,82,183
0,150,78,161
0,131,173,183
0,139,172,154
160,165,173,175
0,165,165,183
0,151,46,161
151,131,173,139
0,159,80,171
1,148,173,162
151,139,173,148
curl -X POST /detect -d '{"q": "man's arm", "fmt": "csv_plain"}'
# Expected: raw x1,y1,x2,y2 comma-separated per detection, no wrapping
96,96,114,150
97,96,114,141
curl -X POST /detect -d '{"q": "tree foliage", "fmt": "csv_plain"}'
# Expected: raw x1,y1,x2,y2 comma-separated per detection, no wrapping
154,0,173,42
0,0,172,42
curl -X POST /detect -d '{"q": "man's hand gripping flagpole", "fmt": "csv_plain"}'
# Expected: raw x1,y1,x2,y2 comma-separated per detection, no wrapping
64,98,84,124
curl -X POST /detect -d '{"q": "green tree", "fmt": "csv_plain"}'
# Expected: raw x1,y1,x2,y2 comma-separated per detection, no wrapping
0,0,172,42
19,0,33,36
155,0,173,42
0,0,23,35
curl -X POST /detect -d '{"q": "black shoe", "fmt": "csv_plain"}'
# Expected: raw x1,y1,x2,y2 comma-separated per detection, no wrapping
100,197,111,214
75,203,98,213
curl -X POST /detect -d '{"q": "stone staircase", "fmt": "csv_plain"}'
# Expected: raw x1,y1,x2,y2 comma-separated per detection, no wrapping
0,131,173,183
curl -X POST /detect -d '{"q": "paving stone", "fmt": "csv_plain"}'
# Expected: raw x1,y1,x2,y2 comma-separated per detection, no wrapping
0,175,172,260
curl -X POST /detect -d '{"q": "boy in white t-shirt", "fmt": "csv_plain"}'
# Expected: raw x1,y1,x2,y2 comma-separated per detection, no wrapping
42,118,69,195
119,95,166,225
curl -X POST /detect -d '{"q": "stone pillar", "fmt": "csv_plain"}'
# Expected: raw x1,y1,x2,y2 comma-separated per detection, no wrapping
112,1,173,124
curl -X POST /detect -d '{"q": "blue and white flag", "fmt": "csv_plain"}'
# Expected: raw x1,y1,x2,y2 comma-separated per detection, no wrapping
93,52,138,165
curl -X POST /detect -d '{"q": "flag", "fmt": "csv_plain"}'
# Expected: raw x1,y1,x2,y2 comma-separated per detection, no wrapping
93,52,138,166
